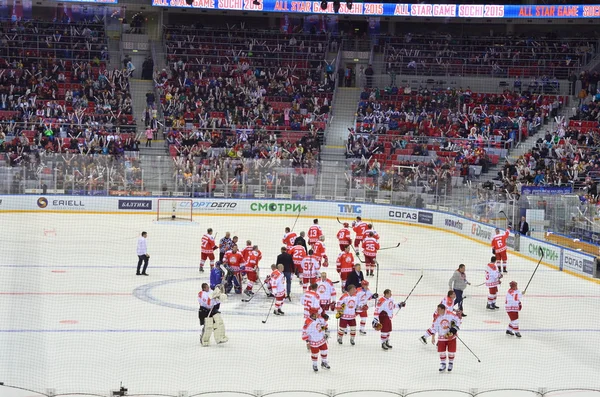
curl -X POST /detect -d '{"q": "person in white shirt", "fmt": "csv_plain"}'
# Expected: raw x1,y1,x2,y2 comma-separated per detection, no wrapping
136,231,149,276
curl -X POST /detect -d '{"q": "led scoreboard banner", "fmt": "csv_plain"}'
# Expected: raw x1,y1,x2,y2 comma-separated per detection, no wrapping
151,0,600,18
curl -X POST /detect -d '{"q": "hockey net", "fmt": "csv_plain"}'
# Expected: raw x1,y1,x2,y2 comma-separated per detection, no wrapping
156,198,193,221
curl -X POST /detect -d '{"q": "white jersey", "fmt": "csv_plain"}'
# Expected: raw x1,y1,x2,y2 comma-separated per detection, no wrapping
302,317,328,347
316,279,336,304
269,270,286,295
300,255,321,278
355,287,373,312
336,292,358,320
197,290,217,310
505,288,522,312
302,290,322,318
431,310,462,342
485,263,502,287
374,296,401,319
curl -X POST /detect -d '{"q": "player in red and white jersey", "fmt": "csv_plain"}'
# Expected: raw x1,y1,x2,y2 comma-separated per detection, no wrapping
312,235,328,267
335,284,359,345
243,245,262,296
352,217,369,251
316,272,337,315
430,304,462,372
269,264,286,315
336,246,355,290
288,243,307,277
302,283,323,319
364,224,380,240
337,223,352,252
282,227,298,250
241,240,254,262
361,232,380,277
302,307,330,372
505,281,523,338
223,245,246,294
420,290,456,344
373,289,405,350
491,226,511,273
485,256,503,310
300,250,321,291
355,280,374,335
200,228,217,272
307,219,323,246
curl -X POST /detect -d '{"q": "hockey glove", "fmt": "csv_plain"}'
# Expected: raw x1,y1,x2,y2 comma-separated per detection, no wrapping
398,301,406,308
492,248,496,254
519,302,522,311
371,293,379,300
335,311,343,319
321,313,329,321
449,327,458,335
372,318,382,331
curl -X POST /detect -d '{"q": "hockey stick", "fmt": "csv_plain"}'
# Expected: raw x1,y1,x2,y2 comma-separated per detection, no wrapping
523,247,544,295
499,210,509,229
395,270,423,315
262,298,276,324
379,243,401,251
456,334,481,363
291,208,301,232
350,245,365,263
374,260,380,295
336,217,343,224
474,282,486,287
242,277,269,302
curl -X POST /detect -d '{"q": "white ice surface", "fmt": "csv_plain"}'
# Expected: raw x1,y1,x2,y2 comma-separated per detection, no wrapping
0,213,599,396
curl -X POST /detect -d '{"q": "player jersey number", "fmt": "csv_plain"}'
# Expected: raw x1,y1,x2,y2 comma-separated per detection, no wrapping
309,229,318,237
366,244,375,251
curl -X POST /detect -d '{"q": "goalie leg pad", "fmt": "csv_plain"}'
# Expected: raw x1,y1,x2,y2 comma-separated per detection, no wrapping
213,313,228,344
201,317,214,345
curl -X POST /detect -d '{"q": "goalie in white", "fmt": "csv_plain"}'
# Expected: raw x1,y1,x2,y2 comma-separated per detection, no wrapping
198,282,229,346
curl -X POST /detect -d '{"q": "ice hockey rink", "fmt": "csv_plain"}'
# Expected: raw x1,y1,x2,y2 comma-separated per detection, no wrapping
1,211,599,397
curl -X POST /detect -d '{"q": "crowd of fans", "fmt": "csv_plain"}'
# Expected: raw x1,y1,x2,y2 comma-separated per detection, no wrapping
0,19,140,193
382,33,595,79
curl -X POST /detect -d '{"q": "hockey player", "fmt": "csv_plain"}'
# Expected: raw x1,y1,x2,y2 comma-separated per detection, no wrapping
200,228,218,272
269,264,286,315
355,280,374,335
300,250,320,292
223,245,245,294
420,290,457,344
302,307,330,372
283,227,298,250
243,245,262,296
361,231,380,277
302,283,324,319
198,283,228,346
241,240,254,262
373,289,406,350
316,272,337,315
337,222,352,252
335,284,359,345
352,216,369,251
336,245,355,290
430,304,461,372
492,226,511,273
364,224,380,240
312,235,328,267
307,219,323,246
288,243,307,279
485,256,503,310
505,281,523,337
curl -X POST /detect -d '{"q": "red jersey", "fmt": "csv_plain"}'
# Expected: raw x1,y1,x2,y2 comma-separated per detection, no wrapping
361,237,380,258
491,229,510,253
223,251,245,271
307,225,323,244
336,251,354,275
336,228,352,245
353,221,369,240
245,250,262,273
283,232,297,248
201,234,216,254
312,240,327,261
241,245,254,262
288,245,307,265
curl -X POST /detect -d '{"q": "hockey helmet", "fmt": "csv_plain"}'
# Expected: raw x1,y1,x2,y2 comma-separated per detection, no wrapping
509,281,518,289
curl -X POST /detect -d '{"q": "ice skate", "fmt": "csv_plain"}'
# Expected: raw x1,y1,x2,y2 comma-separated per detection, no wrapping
337,337,343,344
381,342,389,350
277,308,285,315
492,303,500,309
350,338,355,346
448,363,453,372
385,340,393,349
359,330,367,335
313,364,318,372
199,266,204,273
515,332,522,338
506,330,514,336
321,362,330,369
420,336,428,345
486,304,493,310
439,362,447,372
